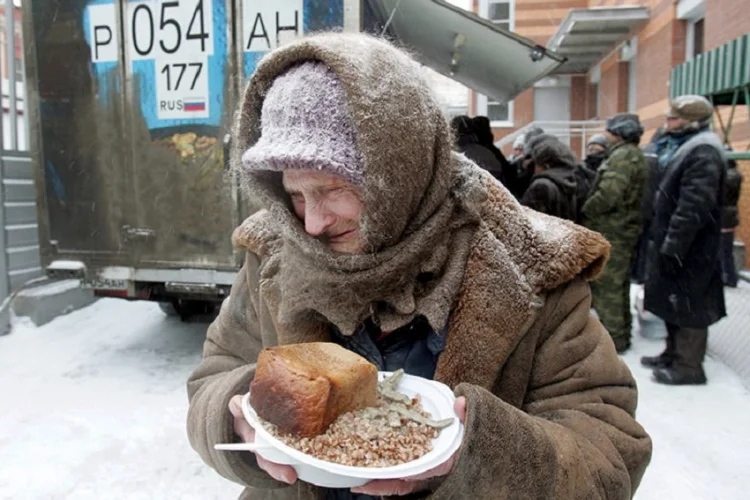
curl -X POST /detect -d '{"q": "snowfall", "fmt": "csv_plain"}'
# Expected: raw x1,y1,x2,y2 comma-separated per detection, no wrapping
2,287,750,500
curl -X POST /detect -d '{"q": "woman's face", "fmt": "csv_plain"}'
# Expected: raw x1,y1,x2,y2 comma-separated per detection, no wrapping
282,170,365,254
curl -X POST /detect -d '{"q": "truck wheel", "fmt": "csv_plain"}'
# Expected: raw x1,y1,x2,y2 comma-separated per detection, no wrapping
159,302,180,317
160,300,216,321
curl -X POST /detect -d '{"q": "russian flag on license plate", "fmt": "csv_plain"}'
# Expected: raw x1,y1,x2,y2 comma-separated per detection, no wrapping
184,100,206,112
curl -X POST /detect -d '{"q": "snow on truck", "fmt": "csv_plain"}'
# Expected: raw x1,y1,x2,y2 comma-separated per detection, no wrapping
23,0,563,317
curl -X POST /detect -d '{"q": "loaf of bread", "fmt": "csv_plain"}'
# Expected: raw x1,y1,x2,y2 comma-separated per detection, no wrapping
249,342,379,437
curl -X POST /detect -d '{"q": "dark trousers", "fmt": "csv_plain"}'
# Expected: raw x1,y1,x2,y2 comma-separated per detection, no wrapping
664,323,708,372
721,231,739,287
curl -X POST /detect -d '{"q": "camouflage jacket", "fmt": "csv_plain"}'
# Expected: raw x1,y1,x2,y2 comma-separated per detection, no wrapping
582,142,649,240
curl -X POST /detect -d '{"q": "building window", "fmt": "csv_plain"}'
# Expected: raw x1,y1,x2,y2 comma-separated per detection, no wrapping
692,18,704,58
478,0,515,126
488,100,512,123
488,0,513,32
678,0,706,60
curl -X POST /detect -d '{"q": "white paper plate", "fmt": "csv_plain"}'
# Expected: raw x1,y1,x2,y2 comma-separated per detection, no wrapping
217,371,464,488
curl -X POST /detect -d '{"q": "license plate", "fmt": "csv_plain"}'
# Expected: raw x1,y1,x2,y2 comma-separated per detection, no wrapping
84,278,128,290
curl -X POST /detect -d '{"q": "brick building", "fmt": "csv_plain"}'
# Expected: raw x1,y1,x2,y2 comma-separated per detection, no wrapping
449,0,750,265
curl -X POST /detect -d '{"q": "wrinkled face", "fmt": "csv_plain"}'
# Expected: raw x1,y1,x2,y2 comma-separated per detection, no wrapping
586,143,607,156
282,170,365,254
665,115,690,132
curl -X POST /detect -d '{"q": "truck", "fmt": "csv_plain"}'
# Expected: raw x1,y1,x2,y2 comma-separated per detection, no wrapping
22,0,563,318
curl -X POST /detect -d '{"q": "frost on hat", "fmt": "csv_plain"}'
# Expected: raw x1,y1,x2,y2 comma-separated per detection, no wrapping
241,61,365,186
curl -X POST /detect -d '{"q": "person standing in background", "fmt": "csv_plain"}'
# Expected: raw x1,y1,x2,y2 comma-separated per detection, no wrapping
512,127,545,199
641,95,727,385
510,135,525,161
583,133,609,172
520,134,579,221
472,116,515,185
450,115,505,183
574,134,610,224
582,114,649,353
721,154,743,287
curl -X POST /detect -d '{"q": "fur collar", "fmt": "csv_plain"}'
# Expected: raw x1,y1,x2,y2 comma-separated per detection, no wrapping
233,173,610,389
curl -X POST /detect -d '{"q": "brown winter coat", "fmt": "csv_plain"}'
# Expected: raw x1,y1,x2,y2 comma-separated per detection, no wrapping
187,174,652,499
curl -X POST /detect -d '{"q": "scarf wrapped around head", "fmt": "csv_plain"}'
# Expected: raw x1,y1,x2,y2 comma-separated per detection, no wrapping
233,33,486,335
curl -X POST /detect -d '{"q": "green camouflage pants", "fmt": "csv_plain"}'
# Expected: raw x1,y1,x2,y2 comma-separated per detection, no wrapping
591,237,638,349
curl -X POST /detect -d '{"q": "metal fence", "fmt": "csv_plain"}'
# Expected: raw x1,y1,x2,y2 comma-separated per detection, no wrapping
495,120,606,159
1,0,39,333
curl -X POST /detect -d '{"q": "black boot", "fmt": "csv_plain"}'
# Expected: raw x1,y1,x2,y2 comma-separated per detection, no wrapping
641,324,677,368
641,352,672,369
653,366,707,385
652,327,708,386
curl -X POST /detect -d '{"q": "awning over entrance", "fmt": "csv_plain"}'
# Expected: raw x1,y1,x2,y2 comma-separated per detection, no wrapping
547,6,650,74
670,34,750,105
366,0,565,103
670,34,750,160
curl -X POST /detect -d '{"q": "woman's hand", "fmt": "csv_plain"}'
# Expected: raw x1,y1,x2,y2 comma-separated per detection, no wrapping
228,395,298,485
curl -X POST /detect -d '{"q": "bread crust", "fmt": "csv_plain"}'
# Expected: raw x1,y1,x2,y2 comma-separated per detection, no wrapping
249,343,378,436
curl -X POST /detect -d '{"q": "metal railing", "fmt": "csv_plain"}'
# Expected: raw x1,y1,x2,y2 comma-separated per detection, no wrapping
495,120,606,158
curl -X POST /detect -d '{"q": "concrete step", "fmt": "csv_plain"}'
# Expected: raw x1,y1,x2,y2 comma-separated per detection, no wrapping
11,279,98,327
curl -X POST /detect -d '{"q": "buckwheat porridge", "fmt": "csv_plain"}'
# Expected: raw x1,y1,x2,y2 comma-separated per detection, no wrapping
256,370,454,467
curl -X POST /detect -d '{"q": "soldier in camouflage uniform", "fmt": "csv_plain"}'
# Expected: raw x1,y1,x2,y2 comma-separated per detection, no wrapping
583,114,649,353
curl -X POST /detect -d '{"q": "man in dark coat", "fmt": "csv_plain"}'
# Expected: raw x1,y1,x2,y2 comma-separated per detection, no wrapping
450,116,505,183
505,127,546,199
520,134,578,221
641,95,727,385
583,114,649,353
721,154,743,287
632,127,667,283
472,116,514,180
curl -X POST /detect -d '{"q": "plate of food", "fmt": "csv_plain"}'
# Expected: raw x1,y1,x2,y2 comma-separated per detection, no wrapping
215,343,464,488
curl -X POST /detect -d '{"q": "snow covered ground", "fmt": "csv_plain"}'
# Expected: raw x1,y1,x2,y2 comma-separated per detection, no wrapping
1,294,750,499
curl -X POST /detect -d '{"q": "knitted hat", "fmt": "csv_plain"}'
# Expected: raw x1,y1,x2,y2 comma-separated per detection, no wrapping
512,135,525,150
241,62,365,186
666,95,713,122
606,113,644,143
587,133,609,149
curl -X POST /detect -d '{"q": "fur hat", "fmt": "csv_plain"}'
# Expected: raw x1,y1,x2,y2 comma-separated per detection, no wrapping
606,113,644,143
